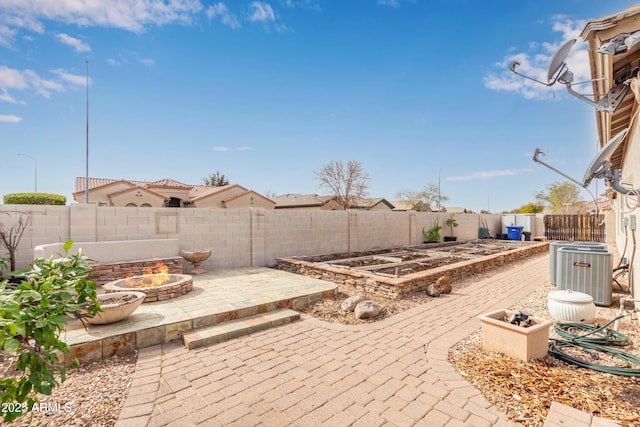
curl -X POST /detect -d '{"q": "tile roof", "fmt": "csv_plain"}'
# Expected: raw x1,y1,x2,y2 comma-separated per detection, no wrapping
272,194,324,208
75,177,256,204
580,4,640,168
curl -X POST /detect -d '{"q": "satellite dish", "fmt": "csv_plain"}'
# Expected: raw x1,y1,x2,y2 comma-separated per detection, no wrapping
582,128,629,187
547,39,576,84
510,37,630,113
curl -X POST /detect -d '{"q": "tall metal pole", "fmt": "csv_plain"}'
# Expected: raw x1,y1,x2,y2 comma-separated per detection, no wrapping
85,59,89,203
17,153,37,192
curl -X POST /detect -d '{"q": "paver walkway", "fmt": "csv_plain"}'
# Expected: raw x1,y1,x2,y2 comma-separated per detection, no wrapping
114,254,613,427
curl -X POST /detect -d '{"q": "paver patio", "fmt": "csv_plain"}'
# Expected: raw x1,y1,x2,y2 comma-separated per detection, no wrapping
115,254,617,427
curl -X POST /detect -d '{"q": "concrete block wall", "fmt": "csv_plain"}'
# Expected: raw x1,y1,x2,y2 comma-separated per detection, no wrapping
266,210,350,258
0,205,505,272
347,210,410,251
179,208,252,269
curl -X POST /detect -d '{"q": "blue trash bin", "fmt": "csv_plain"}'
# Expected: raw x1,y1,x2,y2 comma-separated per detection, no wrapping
506,226,524,241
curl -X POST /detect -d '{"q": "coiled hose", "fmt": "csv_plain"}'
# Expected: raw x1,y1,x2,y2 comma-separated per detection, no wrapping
548,315,640,377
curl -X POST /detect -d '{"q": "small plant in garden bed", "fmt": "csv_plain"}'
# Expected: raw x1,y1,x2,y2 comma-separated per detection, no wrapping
0,240,100,422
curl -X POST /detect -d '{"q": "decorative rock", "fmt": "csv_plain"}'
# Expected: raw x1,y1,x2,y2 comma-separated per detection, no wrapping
426,284,442,297
354,300,381,319
341,295,367,313
436,276,452,294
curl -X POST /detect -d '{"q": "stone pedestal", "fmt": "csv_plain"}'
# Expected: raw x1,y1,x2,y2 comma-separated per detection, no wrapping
181,250,212,275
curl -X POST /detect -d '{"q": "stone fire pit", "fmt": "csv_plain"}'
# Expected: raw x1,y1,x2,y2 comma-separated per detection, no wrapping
103,273,193,303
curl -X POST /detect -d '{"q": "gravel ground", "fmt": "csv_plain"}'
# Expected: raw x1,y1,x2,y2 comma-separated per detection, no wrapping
0,353,137,427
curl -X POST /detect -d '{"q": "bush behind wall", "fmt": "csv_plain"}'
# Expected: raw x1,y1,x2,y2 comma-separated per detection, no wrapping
3,193,66,205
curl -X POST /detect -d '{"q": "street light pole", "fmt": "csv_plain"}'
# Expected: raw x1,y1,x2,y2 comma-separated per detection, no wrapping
17,153,37,193
85,59,90,204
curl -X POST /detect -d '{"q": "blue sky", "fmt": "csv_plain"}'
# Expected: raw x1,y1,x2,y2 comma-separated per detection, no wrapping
0,0,633,212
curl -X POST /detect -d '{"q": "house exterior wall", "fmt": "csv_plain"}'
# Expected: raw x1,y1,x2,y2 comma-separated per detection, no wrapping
84,182,133,204
368,203,393,211
224,194,275,210
193,187,247,208
110,191,165,207
0,205,505,273
615,126,640,300
148,187,191,201
321,200,344,210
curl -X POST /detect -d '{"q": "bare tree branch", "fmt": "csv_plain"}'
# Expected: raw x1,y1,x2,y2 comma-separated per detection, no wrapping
315,160,370,209
395,183,448,211
0,214,29,272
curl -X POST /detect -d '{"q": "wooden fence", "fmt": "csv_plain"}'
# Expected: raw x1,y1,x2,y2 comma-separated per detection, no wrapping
544,214,605,242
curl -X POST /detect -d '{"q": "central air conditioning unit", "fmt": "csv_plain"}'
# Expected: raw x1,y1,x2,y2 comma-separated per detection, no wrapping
556,247,613,306
549,241,607,284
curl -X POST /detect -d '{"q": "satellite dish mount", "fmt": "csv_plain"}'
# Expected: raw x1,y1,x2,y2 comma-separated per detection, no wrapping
582,129,640,195
510,39,630,113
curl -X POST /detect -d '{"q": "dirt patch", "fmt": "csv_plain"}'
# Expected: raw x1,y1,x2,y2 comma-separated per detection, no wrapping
299,252,525,325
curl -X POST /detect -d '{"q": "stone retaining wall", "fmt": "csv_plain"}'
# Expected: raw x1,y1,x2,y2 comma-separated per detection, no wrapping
275,242,549,299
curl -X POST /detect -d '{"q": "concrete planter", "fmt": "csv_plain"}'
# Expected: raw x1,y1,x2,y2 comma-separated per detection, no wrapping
478,309,552,361
87,291,146,325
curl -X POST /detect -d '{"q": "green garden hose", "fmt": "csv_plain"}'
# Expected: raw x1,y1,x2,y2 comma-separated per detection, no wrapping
548,315,640,377
554,318,632,347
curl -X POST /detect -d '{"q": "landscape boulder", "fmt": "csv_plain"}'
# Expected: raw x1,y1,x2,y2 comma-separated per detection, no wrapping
436,276,452,294
426,284,442,297
354,301,381,319
341,295,367,313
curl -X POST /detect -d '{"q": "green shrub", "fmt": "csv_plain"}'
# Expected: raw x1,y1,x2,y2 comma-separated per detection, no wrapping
422,223,442,242
0,241,99,422
3,193,66,205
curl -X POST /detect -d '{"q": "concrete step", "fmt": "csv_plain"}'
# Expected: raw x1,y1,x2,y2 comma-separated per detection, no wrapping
181,308,301,350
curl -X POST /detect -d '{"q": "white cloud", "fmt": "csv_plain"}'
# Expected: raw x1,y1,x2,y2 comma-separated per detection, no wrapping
0,114,22,123
56,33,91,52
249,2,276,22
446,169,533,181
0,91,17,103
484,16,590,100
0,0,203,37
50,68,89,86
0,25,17,47
0,65,28,91
206,3,241,29
137,57,155,67
378,0,399,7
24,69,64,98
0,65,84,102
212,146,252,151
282,0,321,11
105,51,154,68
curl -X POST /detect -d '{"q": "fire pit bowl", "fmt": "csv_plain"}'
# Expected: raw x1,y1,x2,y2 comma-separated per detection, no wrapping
87,291,146,325
103,273,194,303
